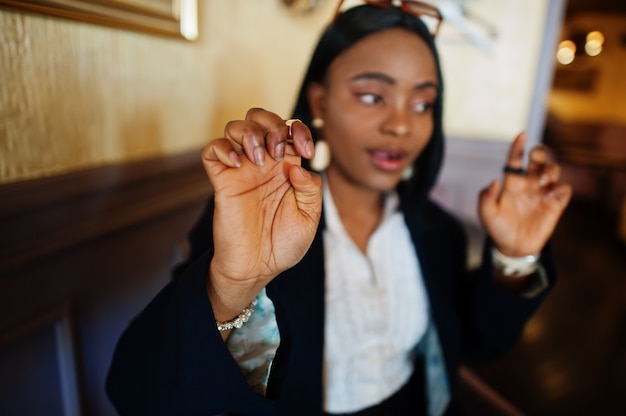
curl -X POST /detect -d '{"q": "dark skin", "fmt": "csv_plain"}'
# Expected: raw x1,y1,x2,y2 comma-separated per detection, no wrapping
203,110,322,339
201,29,572,340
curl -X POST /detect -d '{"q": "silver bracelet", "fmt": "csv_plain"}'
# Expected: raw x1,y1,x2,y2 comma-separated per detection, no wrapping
216,300,256,332
491,247,540,277
521,264,549,298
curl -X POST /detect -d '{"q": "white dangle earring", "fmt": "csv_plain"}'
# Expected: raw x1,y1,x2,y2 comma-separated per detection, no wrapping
310,117,331,171
402,165,414,181
311,117,324,129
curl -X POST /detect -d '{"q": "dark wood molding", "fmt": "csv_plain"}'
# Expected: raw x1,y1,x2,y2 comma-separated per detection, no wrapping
0,150,211,275
0,0,199,40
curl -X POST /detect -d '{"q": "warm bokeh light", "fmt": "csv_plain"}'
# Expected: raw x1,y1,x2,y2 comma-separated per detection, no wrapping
557,40,576,65
586,30,605,45
585,40,603,56
585,31,604,56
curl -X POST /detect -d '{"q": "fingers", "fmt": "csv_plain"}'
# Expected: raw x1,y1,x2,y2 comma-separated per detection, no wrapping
287,119,315,160
545,181,573,208
497,132,572,212
504,132,527,171
221,108,314,166
244,108,314,162
201,138,242,175
503,132,562,188
244,108,284,165
478,179,500,223
225,118,268,167
207,108,315,173
527,146,560,186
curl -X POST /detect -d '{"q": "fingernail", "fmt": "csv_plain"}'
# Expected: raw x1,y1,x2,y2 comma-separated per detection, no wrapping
275,142,285,161
230,151,242,168
254,146,265,166
539,174,548,186
304,140,314,158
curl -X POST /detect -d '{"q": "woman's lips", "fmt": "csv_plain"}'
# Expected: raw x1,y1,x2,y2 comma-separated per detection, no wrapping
368,149,406,172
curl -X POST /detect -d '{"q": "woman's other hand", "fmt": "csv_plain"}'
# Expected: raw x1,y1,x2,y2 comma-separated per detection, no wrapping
478,132,572,257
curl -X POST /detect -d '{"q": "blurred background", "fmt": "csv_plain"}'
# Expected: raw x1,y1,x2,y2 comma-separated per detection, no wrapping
461,0,626,414
0,0,624,415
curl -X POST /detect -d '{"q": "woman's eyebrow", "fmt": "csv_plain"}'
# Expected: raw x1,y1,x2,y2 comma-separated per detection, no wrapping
349,72,439,91
413,81,439,92
349,71,396,84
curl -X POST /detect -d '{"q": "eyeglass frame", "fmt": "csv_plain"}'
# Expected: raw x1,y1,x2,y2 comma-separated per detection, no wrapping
331,0,444,37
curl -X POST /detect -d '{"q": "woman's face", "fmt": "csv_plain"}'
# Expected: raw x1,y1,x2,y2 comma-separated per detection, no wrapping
308,28,439,195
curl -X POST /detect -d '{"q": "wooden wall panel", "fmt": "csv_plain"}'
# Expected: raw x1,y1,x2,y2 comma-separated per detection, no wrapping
0,151,210,415
0,304,80,416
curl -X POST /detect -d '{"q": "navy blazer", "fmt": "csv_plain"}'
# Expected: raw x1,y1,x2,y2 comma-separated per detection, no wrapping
106,197,553,415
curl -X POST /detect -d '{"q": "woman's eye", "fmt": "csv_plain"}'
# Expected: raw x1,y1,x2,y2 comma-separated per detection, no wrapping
413,102,433,114
357,93,382,105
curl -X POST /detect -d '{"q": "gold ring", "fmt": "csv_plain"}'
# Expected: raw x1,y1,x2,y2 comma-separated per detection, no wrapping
285,119,301,138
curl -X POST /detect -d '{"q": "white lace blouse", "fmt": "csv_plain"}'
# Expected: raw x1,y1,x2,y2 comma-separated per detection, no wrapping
322,181,429,413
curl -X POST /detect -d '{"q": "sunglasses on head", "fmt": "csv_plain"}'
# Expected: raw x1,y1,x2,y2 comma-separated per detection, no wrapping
332,0,443,37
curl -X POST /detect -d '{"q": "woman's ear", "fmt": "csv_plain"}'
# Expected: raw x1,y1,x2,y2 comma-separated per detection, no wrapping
307,82,326,120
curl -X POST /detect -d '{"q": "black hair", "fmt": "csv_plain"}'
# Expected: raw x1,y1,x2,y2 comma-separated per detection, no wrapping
291,4,445,213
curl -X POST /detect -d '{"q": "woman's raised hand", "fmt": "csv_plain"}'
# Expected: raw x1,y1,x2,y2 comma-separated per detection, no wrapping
478,132,572,257
201,108,322,323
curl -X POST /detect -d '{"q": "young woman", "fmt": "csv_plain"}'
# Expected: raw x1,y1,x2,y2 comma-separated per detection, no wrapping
106,2,572,415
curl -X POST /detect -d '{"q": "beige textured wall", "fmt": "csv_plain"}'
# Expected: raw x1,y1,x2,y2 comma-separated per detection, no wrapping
0,1,335,183
1,0,558,184
436,0,550,142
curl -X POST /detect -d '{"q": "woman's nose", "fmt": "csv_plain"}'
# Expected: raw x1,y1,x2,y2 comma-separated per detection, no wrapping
381,106,410,137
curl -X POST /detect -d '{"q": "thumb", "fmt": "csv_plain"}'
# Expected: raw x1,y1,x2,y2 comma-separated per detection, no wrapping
289,165,322,220
478,179,500,223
